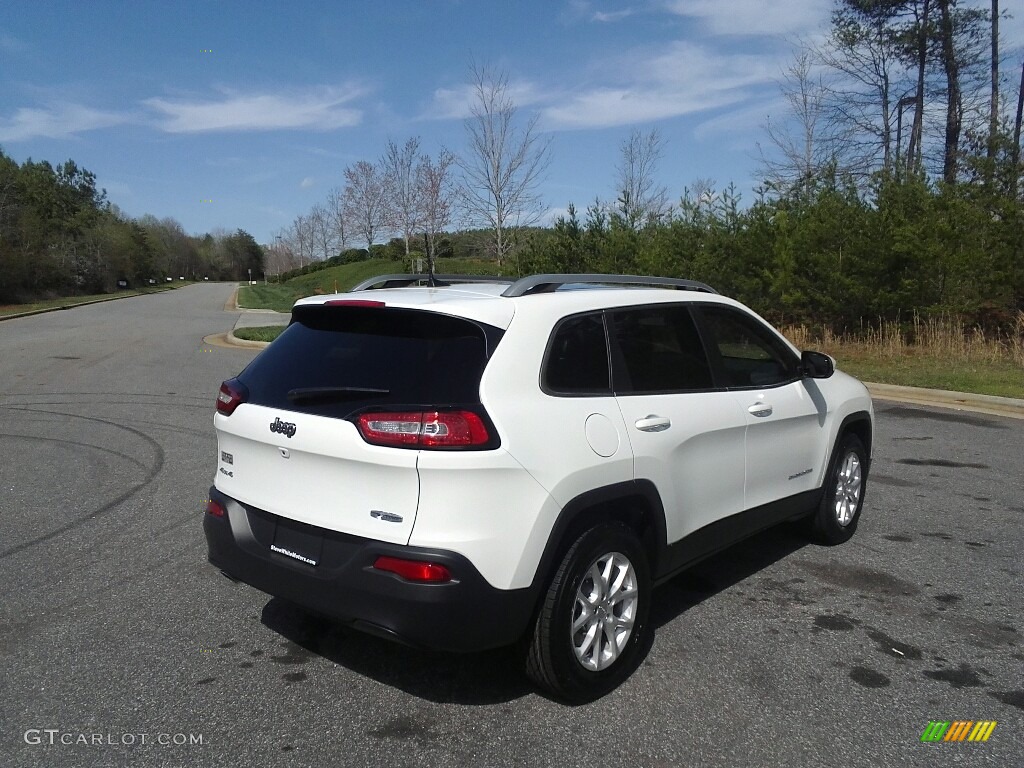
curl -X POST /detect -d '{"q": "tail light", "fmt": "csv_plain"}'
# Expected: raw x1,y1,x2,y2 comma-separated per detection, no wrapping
206,498,226,518
373,556,452,583
356,410,490,448
216,379,247,416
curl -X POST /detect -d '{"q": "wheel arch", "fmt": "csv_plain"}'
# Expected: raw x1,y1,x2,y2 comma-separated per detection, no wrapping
836,411,873,467
528,480,669,595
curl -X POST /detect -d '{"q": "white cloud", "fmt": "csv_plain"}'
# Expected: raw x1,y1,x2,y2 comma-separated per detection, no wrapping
426,80,545,120
664,0,830,37
541,205,573,225
692,98,782,141
593,9,635,22
0,34,30,53
144,85,364,133
0,103,129,142
562,1,636,24
542,41,776,129
299,177,315,189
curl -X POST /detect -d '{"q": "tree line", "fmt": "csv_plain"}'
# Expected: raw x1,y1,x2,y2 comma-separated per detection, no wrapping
0,149,264,303
271,63,550,277
3,0,1020,330
518,0,1024,330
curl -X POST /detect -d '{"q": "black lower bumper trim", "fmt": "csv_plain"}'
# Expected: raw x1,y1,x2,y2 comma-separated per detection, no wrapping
203,487,537,653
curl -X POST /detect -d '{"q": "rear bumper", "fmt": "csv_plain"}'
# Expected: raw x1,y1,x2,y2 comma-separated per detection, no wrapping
203,487,537,652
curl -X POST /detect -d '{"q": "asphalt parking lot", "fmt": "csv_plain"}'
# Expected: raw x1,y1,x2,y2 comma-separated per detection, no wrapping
1,283,1021,767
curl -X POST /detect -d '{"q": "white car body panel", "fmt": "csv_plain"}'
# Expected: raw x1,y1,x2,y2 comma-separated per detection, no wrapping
614,390,747,542
411,449,556,590
214,404,419,544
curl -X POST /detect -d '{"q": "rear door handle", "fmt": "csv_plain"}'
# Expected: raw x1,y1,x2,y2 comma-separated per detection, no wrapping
748,403,773,417
635,415,671,432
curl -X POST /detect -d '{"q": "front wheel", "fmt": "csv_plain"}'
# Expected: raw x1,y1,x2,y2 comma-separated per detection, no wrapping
525,522,651,702
809,433,868,545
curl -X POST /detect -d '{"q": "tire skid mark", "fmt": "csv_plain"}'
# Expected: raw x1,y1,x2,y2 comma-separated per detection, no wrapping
0,405,165,559
0,431,150,474
0,390,210,403
152,510,203,538
2,403,210,437
1,399,211,411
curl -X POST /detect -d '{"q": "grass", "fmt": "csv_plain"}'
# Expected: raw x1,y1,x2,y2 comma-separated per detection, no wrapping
237,257,501,312
783,313,1024,399
233,325,287,343
235,284,298,313
0,285,176,318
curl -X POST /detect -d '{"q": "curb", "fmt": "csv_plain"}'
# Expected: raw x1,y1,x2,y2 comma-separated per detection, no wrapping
226,329,273,349
0,288,176,322
865,382,1024,421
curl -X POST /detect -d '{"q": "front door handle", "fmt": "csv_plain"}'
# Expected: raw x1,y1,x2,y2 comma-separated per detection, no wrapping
748,403,773,418
635,415,671,432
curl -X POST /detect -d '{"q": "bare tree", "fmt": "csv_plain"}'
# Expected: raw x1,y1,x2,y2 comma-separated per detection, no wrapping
266,231,297,277
615,128,670,229
325,186,349,253
987,0,998,164
381,137,422,262
817,3,911,178
308,203,337,262
290,214,312,268
416,149,456,274
458,62,551,269
343,160,390,253
758,51,842,195
936,0,963,183
906,0,931,173
1014,60,1024,198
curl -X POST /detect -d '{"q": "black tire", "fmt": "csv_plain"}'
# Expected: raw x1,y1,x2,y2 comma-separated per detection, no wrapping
525,522,651,703
809,433,868,545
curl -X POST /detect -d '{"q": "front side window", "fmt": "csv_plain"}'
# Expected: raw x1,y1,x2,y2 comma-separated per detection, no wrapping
699,306,798,389
609,305,714,394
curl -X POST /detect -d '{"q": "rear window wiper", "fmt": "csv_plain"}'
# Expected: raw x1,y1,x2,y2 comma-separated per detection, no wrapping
287,386,390,403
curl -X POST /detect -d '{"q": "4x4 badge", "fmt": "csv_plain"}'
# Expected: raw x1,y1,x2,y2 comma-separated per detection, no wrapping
270,417,297,438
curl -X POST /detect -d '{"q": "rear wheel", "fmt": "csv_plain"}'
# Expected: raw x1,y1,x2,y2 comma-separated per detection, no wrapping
809,433,867,544
526,522,651,702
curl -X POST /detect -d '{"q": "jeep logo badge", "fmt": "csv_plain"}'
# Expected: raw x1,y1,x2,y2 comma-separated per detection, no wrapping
270,417,297,438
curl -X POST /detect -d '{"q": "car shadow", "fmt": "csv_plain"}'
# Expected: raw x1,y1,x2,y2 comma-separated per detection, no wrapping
260,597,534,705
650,522,811,628
259,523,811,706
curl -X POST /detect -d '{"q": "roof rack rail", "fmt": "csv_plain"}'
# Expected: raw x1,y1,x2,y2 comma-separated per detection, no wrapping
500,273,718,297
350,274,514,292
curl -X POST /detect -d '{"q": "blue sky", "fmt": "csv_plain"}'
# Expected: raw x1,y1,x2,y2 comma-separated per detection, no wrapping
1,1,1020,244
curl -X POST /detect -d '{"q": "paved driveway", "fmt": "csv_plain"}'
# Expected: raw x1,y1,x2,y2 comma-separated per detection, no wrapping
1,284,1021,767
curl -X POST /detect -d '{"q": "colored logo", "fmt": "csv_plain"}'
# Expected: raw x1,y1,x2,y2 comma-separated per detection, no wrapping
920,721,997,742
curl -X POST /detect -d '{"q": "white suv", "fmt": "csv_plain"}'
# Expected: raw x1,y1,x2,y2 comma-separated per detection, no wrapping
205,273,873,701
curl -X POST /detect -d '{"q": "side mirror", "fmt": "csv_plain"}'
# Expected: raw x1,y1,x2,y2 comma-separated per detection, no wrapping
800,350,835,379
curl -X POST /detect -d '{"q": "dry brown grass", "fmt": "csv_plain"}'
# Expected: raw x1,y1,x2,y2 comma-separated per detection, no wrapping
783,312,1024,367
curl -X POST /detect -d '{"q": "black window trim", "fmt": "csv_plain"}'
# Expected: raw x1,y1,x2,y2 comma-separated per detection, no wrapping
539,309,614,397
692,302,802,391
606,302,723,396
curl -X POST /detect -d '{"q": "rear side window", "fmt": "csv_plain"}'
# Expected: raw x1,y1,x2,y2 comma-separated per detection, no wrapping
543,312,611,395
238,306,499,419
609,305,713,393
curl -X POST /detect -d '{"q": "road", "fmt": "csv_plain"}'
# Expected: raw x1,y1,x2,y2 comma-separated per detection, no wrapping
1,283,1021,767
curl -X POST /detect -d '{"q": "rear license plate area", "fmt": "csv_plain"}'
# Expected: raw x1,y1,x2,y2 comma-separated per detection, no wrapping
271,520,324,567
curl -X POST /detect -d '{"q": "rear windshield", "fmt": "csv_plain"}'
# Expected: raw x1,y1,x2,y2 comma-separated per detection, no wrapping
238,306,502,419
